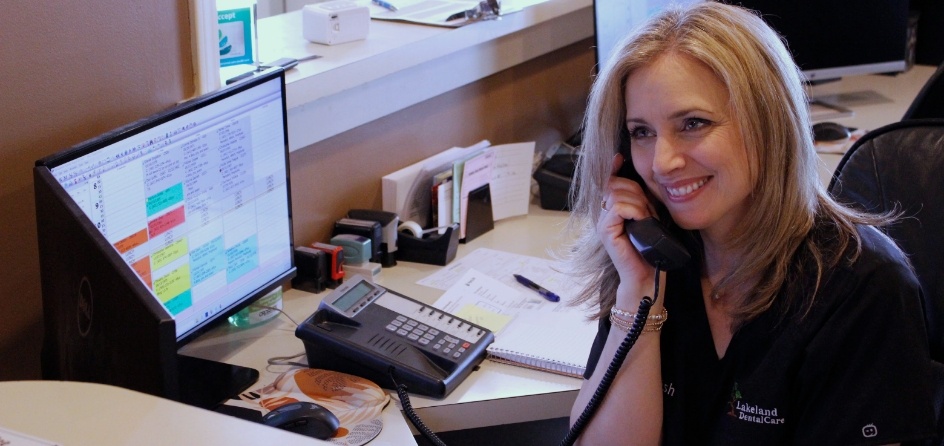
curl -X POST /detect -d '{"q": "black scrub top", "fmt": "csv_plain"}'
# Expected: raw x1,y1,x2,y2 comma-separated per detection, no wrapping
583,226,936,445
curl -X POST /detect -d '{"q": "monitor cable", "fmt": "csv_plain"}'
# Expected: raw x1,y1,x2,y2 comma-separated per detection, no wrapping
254,304,309,368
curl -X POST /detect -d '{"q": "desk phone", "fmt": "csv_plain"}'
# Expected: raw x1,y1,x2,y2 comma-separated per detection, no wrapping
296,275,494,399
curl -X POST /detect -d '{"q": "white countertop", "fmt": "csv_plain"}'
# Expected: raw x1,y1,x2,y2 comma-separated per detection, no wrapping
0,381,324,445
251,0,593,151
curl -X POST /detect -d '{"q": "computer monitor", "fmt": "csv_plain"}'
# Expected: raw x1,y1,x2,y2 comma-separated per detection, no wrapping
593,0,910,83
730,0,910,83
592,0,700,71
34,68,295,408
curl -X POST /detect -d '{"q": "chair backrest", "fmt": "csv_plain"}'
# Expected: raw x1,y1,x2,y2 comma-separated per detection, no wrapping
828,119,944,362
903,62,944,120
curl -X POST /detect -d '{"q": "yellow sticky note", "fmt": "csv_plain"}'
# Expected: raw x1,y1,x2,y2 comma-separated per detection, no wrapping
454,304,513,333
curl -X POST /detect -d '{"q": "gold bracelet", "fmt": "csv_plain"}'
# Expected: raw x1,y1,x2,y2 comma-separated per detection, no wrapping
608,307,668,333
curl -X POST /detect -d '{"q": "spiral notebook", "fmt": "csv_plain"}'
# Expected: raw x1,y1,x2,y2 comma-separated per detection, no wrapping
486,310,598,378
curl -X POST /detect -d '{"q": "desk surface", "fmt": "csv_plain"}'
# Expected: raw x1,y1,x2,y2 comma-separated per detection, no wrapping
180,65,936,442
0,381,323,445
812,65,935,184
181,205,581,437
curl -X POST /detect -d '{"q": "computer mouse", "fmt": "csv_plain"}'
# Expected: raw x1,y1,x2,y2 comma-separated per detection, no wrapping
812,122,851,142
261,401,340,440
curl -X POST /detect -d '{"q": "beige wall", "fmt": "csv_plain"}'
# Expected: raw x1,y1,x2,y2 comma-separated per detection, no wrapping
0,1,193,380
290,41,594,247
0,0,593,380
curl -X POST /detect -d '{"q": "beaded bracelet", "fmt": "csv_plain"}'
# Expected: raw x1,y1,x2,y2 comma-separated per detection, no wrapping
611,306,668,321
608,307,668,333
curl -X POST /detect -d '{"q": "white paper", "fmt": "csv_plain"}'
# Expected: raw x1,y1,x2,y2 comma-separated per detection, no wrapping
487,142,535,221
0,427,60,446
382,140,489,228
372,0,479,27
423,248,586,314
432,266,596,378
370,0,552,27
433,269,537,315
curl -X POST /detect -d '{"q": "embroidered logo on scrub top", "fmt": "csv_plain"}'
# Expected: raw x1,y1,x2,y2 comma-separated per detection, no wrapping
726,382,786,425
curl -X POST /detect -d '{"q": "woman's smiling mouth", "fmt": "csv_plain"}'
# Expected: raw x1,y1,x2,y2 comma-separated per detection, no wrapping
665,177,710,198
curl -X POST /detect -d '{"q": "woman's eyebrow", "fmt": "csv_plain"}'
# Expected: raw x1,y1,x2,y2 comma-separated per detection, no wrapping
625,107,711,124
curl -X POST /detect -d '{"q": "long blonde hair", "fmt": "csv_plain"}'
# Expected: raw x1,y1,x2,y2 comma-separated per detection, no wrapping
565,2,878,323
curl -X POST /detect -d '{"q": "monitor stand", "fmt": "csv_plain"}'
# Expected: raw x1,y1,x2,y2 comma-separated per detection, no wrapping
176,354,260,410
809,89,894,122
809,98,854,121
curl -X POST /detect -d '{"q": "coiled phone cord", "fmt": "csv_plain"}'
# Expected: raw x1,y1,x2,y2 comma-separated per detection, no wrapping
390,266,663,446
559,264,663,446
390,368,448,446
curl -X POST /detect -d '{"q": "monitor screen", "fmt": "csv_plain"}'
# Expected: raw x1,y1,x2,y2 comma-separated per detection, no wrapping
593,1,910,82
730,0,909,82
38,69,294,343
592,0,700,70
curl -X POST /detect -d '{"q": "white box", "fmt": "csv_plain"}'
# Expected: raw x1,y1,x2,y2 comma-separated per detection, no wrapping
302,0,369,45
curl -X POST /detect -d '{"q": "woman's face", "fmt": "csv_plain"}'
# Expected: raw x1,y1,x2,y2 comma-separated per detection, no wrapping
625,53,754,242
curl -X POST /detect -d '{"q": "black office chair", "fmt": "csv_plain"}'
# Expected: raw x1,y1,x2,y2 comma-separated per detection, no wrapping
828,119,944,445
903,62,944,120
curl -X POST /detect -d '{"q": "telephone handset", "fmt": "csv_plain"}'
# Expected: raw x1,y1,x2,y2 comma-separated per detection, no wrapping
616,149,691,270
625,218,690,270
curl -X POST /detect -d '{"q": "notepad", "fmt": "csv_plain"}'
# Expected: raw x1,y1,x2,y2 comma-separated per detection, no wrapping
426,252,595,378
486,310,597,378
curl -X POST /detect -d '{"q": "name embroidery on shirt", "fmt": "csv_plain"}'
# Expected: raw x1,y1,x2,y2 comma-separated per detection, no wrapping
726,383,786,425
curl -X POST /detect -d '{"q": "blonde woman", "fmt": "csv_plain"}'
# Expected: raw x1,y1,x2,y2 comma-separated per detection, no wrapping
566,2,935,444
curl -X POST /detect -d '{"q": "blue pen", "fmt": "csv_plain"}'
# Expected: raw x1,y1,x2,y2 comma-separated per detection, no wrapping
513,274,560,302
372,0,398,11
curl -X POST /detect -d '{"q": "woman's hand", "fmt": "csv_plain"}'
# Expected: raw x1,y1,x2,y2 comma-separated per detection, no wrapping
598,153,658,304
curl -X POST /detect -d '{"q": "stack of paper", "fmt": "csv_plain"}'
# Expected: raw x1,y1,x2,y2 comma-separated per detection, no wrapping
382,141,488,229
370,0,551,28
381,141,535,237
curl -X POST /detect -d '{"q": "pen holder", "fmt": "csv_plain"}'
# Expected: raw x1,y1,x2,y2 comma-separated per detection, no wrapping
396,225,459,266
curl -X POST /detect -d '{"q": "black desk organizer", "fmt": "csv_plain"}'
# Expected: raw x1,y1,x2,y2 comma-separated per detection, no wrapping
460,183,494,243
533,153,577,211
395,183,494,265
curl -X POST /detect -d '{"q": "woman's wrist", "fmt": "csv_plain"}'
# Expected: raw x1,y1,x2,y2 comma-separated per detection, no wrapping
614,278,659,310
609,306,668,333
612,271,666,333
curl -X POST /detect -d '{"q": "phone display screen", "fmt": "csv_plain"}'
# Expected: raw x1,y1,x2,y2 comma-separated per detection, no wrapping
331,280,377,312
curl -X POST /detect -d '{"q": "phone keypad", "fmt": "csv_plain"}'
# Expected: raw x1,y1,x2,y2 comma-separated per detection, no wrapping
386,315,472,358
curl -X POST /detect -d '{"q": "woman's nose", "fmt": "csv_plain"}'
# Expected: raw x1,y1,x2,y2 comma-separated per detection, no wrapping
652,136,685,174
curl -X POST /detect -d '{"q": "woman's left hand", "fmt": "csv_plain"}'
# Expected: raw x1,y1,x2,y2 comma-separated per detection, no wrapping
598,153,659,303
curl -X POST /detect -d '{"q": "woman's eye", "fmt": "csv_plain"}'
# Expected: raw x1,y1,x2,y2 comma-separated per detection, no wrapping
682,118,710,131
628,126,654,139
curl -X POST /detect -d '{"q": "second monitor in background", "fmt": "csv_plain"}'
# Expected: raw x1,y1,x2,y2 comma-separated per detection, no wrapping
593,1,910,82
